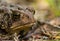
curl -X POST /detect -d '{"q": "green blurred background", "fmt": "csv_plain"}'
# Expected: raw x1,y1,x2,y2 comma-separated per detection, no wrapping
47,0,60,17
32,0,60,17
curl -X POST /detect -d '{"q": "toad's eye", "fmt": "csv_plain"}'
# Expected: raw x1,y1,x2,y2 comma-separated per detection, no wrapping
26,7,35,15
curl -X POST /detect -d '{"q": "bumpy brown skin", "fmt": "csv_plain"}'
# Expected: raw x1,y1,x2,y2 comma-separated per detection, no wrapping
0,1,35,40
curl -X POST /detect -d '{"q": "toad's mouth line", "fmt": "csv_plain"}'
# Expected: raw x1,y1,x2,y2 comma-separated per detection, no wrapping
11,22,35,30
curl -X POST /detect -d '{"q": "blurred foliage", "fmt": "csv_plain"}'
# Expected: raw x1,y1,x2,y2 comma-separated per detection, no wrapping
47,0,60,17
31,0,60,17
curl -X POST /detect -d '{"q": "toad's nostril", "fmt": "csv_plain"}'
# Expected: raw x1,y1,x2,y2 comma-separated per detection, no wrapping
27,16,29,19
58,25,60,26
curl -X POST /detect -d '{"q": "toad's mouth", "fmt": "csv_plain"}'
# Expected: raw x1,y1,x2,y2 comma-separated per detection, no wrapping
10,22,35,31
